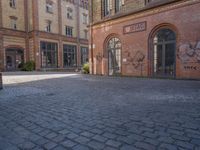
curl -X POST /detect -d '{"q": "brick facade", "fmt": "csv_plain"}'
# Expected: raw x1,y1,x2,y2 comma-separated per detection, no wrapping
0,0,89,71
89,0,200,79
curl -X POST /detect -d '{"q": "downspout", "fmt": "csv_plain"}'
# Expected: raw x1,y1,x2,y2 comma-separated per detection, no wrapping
76,0,80,70
89,0,94,74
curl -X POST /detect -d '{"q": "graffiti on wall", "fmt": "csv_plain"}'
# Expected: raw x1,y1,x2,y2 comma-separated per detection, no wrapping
96,52,102,62
178,41,200,63
125,50,145,69
178,41,200,71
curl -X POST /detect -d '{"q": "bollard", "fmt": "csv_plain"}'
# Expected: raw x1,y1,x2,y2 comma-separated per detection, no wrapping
0,73,2,90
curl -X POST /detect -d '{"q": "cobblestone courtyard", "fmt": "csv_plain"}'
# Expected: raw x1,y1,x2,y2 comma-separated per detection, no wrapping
0,72,200,150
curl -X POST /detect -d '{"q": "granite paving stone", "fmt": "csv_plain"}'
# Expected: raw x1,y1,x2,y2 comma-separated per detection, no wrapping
0,72,199,150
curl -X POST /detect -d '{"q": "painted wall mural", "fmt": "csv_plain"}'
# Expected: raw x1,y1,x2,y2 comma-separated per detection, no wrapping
178,41,200,71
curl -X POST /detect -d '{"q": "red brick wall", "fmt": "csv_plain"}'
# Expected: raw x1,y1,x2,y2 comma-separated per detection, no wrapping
91,1,200,79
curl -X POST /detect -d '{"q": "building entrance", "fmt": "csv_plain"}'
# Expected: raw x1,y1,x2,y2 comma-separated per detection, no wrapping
153,28,176,77
6,48,24,71
107,38,122,76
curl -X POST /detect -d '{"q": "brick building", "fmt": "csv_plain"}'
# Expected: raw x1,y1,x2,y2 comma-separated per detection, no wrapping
89,0,200,79
0,0,89,71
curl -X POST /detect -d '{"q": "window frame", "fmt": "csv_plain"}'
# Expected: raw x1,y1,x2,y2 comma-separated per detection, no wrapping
45,20,52,32
46,2,53,13
67,7,73,20
10,17,17,30
63,44,77,67
103,0,111,17
82,13,88,24
84,30,88,39
65,26,73,37
40,41,58,68
9,0,16,8
81,47,89,65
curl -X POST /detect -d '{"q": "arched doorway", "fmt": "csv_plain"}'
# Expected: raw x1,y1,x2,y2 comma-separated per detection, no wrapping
152,28,176,77
107,37,122,76
6,48,24,71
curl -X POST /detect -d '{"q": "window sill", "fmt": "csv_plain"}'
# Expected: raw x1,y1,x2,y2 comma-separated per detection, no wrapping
10,6,16,9
46,11,54,14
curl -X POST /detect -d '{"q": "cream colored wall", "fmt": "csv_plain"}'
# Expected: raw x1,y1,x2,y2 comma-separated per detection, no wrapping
63,41,77,46
28,0,33,31
79,7,89,39
61,1,77,37
1,0,25,31
38,0,59,34
3,36,26,48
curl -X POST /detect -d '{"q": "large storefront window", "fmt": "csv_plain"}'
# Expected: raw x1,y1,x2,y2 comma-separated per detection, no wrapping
153,28,176,77
6,48,24,71
63,44,77,67
81,47,89,65
107,37,121,76
41,42,58,68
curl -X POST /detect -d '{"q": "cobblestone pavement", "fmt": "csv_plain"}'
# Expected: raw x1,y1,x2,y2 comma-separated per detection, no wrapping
0,72,200,150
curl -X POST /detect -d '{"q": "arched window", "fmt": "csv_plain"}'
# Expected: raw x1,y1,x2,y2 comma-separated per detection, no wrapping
153,28,176,77
107,37,122,75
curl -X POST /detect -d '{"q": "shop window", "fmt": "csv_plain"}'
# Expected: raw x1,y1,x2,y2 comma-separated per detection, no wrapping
81,47,89,65
63,45,77,67
9,0,16,8
40,42,58,68
66,26,73,37
6,48,24,71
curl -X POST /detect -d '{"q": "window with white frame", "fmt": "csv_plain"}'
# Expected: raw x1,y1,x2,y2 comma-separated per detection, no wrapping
66,26,73,37
9,0,16,8
103,0,111,17
81,47,89,65
10,17,17,29
84,30,88,39
46,1,53,13
82,14,88,24
115,0,124,13
67,7,73,19
45,20,52,32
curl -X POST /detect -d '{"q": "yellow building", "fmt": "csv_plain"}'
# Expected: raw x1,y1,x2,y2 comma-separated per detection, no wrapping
0,0,89,71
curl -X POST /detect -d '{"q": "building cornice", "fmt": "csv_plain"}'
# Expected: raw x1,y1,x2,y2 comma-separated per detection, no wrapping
92,0,200,29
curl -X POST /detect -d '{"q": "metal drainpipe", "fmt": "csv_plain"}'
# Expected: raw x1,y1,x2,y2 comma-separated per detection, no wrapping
89,0,94,74
0,73,2,90
76,0,81,71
